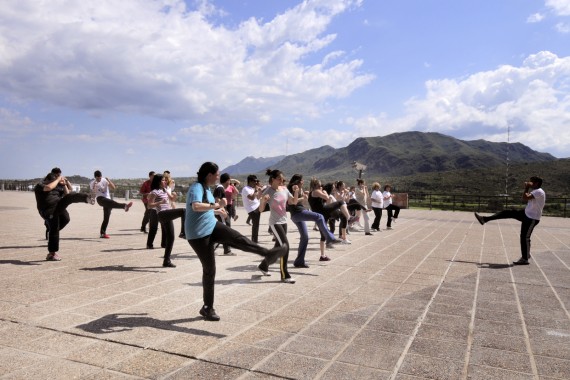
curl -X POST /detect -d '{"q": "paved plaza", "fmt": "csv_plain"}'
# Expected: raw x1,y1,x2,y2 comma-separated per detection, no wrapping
1,191,569,379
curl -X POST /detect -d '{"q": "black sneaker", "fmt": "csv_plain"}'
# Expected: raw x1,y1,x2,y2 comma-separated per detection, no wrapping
163,261,176,268
513,258,529,265
199,305,220,321
178,232,186,239
474,212,485,225
266,245,287,266
294,263,309,268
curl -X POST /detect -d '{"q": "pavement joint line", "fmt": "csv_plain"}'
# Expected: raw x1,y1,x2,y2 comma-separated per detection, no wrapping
0,315,297,380
388,219,468,380
531,252,570,323
499,223,540,380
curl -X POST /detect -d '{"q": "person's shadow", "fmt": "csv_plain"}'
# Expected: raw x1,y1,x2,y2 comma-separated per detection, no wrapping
80,265,163,273
77,313,226,338
0,259,43,266
450,259,513,269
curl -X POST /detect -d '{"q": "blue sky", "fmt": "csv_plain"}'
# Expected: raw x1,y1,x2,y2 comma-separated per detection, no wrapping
1,0,569,179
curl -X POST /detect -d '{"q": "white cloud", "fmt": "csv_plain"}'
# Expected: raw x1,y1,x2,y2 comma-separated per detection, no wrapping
0,0,372,123
345,51,570,157
555,21,570,32
527,13,545,23
546,0,570,16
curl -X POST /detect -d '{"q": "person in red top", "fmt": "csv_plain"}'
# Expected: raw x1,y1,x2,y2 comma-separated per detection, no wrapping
222,174,240,222
139,171,155,233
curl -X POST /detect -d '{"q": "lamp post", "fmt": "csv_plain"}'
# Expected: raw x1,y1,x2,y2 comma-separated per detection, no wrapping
352,161,367,179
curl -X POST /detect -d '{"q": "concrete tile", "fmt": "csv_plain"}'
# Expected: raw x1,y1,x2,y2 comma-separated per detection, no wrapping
230,327,294,349
167,360,245,379
352,328,410,350
398,353,463,380
202,342,273,370
535,355,570,379
281,335,345,360
338,344,401,370
320,362,391,380
109,349,192,379
254,351,328,380
301,322,359,343
469,346,533,373
367,317,418,335
408,337,467,361
466,364,534,380
472,331,528,354
66,340,141,368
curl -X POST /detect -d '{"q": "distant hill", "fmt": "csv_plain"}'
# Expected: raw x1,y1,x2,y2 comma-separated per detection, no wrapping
221,155,286,175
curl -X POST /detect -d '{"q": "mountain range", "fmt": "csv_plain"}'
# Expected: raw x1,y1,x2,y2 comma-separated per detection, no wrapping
222,131,556,178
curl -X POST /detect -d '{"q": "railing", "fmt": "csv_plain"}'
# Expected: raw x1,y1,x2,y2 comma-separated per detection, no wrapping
4,182,567,218
407,192,568,218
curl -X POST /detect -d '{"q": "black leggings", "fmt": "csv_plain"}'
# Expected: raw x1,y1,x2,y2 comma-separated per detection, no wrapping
96,197,127,234
43,192,88,253
157,208,185,262
386,204,400,227
371,207,383,230
188,222,272,308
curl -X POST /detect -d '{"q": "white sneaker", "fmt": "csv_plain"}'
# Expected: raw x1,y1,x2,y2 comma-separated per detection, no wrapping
341,239,351,244
386,226,393,230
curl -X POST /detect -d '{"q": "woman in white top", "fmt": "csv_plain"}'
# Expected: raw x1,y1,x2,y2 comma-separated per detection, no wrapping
370,182,384,231
383,184,400,230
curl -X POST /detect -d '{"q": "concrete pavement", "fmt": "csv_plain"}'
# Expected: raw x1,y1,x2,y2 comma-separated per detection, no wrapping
0,191,569,379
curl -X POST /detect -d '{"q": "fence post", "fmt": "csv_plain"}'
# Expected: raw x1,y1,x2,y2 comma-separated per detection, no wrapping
125,190,130,201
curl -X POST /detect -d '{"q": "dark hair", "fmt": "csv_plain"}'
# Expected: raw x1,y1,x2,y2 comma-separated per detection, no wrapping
150,174,163,190
322,183,334,194
384,184,392,191
265,169,283,182
288,174,303,193
335,181,345,190
197,162,218,184
149,171,155,177
51,167,61,175
44,172,57,183
357,179,364,185
530,176,543,187
220,173,230,184
94,170,102,178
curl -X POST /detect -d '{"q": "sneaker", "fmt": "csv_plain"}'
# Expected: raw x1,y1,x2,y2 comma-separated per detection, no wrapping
325,242,335,249
163,261,176,268
386,226,393,230
147,245,154,249
223,251,237,256
258,264,271,276
282,277,296,284
124,202,133,212
233,215,239,221
46,253,61,261
294,263,309,268
199,305,220,321
365,232,373,236
140,227,147,233
178,232,186,239
88,194,96,205
513,258,529,265
319,255,331,261
266,245,287,266
341,239,351,244
474,212,485,225
100,234,110,239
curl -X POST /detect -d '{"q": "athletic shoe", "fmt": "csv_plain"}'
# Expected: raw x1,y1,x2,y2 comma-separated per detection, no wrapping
46,253,61,261
513,258,529,265
199,305,220,321
282,278,296,284
294,263,309,268
140,227,147,233
386,226,393,230
474,212,485,225
146,245,154,249
325,242,335,249
100,234,110,239
257,264,271,276
365,232,373,236
341,239,351,244
233,215,239,221
319,255,331,261
124,202,133,212
178,232,186,239
223,251,237,256
163,261,176,268
88,194,96,205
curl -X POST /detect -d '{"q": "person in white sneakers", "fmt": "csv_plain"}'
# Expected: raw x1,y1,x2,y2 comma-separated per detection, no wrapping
370,182,384,232
90,170,132,239
383,184,400,230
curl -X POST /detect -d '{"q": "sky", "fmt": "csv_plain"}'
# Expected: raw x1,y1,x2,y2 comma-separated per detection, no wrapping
1,0,569,179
